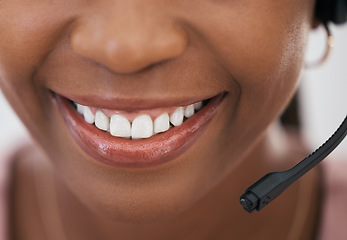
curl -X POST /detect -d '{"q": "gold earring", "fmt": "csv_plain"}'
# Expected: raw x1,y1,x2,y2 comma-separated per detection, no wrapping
305,23,334,68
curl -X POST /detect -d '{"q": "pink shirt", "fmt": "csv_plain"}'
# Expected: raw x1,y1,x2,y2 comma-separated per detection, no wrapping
317,159,347,240
1,155,347,239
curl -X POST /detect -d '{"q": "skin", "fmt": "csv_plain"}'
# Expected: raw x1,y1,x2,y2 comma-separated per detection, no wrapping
0,0,322,239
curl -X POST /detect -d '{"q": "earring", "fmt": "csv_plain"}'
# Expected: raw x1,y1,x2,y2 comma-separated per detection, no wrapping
305,23,334,68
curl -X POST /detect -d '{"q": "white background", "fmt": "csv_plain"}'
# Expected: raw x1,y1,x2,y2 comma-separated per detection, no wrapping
0,24,347,159
300,23,347,159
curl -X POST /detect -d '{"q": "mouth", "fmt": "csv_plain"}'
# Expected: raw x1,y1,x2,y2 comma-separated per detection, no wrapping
55,92,226,168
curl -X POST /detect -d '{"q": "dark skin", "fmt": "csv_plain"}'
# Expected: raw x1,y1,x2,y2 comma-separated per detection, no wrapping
1,0,322,239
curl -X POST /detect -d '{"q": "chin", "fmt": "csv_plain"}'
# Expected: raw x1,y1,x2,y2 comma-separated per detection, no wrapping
68,172,209,224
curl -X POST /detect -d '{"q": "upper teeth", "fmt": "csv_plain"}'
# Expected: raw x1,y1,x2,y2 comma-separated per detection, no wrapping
74,101,204,139
110,114,131,138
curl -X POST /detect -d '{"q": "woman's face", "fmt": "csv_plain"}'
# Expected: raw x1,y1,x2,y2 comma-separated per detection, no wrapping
0,0,315,222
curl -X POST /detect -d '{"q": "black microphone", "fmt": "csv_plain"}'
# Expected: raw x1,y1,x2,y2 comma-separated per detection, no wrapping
240,115,347,213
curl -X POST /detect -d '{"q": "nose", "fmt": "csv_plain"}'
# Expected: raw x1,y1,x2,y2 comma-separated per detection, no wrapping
70,2,188,73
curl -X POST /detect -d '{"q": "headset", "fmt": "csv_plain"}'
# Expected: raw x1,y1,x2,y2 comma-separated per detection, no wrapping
240,0,347,213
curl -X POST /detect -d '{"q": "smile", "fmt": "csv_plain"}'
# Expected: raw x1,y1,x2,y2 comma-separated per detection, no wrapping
55,92,225,168
74,100,204,139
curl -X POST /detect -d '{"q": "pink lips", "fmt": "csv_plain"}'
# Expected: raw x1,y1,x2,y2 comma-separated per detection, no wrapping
55,93,225,168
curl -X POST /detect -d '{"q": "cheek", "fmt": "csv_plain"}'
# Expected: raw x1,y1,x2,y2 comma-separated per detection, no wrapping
222,27,308,169
207,16,310,134
0,3,74,73
0,3,76,142
235,23,308,132
180,1,314,174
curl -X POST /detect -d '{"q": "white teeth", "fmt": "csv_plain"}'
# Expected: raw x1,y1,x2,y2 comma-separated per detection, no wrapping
76,104,86,115
184,104,195,118
154,113,170,134
74,99,206,139
83,107,95,124
194,101,203,111
95,110,110,131
170,107,184,126
110,115,131,138
131,114,153,139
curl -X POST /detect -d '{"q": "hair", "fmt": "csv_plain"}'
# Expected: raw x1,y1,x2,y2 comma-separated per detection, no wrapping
315,0,347,24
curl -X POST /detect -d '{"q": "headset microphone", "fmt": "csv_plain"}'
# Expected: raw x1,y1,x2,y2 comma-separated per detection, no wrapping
240,115,347,213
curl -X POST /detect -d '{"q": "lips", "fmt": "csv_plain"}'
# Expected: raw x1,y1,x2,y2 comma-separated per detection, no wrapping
55,93,225,168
